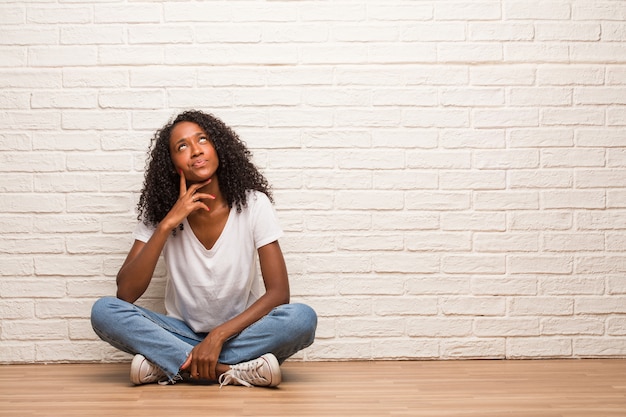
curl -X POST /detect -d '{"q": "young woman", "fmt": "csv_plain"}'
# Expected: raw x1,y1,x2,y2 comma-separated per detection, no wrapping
91,110,317,387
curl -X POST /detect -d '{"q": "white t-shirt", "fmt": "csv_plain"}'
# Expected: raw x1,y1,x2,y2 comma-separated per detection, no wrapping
133,191,283,333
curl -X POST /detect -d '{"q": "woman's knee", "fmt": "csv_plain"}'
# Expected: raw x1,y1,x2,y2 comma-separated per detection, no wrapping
283,303,317,338
90,296,122,328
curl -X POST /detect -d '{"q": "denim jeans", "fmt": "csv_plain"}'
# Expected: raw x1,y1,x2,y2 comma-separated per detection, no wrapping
91,296,317,382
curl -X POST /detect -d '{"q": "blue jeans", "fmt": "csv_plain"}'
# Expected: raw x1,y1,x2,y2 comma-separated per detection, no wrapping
91,296,317,382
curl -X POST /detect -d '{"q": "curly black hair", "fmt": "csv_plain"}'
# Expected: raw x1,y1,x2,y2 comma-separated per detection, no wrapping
137,110,272,226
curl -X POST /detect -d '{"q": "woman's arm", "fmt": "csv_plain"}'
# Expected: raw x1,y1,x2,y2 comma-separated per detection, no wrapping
115,226,171,303
117,174,214,303
183,240,290,380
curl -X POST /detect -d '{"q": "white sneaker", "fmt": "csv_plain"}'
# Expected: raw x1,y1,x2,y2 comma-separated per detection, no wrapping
130,354,167,385
218,353,281,388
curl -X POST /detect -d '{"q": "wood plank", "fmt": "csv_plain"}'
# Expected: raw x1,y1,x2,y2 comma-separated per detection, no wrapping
0,360,624,416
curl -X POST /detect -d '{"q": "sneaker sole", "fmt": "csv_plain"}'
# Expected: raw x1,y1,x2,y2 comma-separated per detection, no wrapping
261,353,281,387
130,354,147,385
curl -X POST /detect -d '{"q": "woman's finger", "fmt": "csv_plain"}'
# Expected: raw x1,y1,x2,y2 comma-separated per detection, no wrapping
178,169,187,198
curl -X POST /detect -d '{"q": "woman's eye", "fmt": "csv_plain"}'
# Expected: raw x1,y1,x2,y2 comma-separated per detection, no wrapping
199,137,208,143
177,143,187,151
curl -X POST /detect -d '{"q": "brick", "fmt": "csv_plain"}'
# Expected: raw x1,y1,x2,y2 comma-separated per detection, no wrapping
0,174,32,192
0,47,25,67
607,317,626,336
372,212,439,231
61,25,125,45
372,253,439,273
509,296,574,315
543,190,605,209
474,191,539,210
543,233,604,252
442,212,506,231
471,65,535,86
474,108,539,128
509,87,572,106
371,339,439,359
435,2,501,20
266,24,329,43
541,317,604,336
402,23,464,41
373,170,437,190
537,65,604,86
536,23,600,41
439,170,506,190
576,129,626,147
31,91,97,109
338,317,405,337
471,277,537,296
504,2,571,20
337,149,406,169
406,191,471,210
29,46,97,67
507,338,572,358
338,277,405,296
373,296,438,315
539,277,605,296
0,6,24,25
0,256,34,276
2,320,67,341
63,68,128,88
438,43,503,63
474,150,539,169
372,88,437,106
470,23,534,41
0,111,60,130
27,6,91,24
407,318,472,337
0,300,34,319
129,24,193,44
474,318,539,337
368,4,432,21
100,89,164,109
406,232,471,252
441,339,505,359
406,277,470,295
335,191,404,210
336,108,401,128
573,2,626,21
571,44,626,63
576,256,626,274
505,43,569,63
575,297,626,314
509,128,574,148
508,256,573,274
509,170,572,189
603,24,626,42
0,27,57,45
406,151,471,169
473,232,539,252
36,299,94,319
574,338,626,356
542,149,605,168
62,111,128,130
94,4,160,23
440,129,505,149
442,255,506,274
440,87,504,107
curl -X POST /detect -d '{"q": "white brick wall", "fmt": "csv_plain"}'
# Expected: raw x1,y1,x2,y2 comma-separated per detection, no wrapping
1,0,626,363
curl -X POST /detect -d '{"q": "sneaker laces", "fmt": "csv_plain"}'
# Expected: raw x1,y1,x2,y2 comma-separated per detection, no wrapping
157,374,184,386
218,360,266,388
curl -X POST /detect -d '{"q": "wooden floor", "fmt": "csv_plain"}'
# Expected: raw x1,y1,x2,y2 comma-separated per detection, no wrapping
0,360,624,417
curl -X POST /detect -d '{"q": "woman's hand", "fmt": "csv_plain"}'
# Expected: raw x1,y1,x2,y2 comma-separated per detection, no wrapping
180,331,225,381
161,170,215,231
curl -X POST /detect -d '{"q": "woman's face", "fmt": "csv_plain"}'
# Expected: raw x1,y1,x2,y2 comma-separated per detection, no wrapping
169,121,219,183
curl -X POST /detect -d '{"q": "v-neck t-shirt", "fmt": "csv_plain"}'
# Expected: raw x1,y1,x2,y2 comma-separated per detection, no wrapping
132,191,283,333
